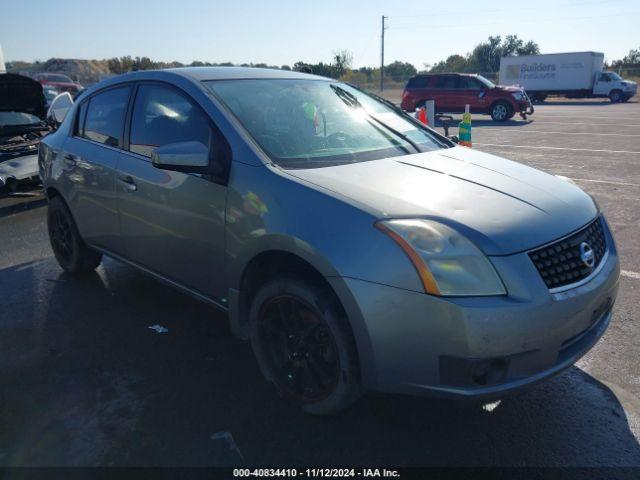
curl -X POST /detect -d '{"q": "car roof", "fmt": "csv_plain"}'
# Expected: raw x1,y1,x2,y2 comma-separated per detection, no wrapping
413,73,477,77
166,66,328,82
78,67,331,101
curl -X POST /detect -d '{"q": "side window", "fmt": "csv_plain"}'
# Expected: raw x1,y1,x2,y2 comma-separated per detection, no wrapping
459,77,482,90
74,101,88,137
83,87,131,147
407,76,429,88
598,73,610,82
129,84,212,158
435,76,459,89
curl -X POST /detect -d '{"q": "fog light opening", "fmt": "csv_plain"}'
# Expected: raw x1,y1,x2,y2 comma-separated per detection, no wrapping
471,358,509,386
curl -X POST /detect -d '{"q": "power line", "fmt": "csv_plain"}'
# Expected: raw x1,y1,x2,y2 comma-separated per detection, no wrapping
389,11,640,30
388,0,626,20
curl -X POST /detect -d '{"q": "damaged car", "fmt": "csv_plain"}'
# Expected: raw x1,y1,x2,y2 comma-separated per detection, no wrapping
40,68,619,414
0,73,51,192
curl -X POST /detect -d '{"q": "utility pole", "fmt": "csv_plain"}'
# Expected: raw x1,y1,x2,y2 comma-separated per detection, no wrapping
380,15,387,92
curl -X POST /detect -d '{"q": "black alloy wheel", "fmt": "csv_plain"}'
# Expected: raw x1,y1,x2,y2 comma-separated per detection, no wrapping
257,294,339,403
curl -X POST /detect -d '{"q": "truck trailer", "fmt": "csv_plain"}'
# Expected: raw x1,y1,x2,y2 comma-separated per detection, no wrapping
499,51,637,103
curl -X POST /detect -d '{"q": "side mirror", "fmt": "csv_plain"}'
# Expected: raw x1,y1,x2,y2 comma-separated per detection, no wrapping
449,135,459,144
46,92,74,127
151,141,210,174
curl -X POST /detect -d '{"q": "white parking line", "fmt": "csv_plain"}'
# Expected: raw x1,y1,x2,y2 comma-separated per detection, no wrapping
622,270,640,280
486,129,640,137
526,121,640,127
475,143,640,154
571,178,640,187
532,114,640,120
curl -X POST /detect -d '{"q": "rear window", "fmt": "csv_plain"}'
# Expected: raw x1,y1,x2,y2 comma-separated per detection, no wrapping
406,76,429,88
82,86,131,148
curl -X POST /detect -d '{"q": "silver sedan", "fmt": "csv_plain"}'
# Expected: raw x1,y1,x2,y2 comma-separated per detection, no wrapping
39,67,620,414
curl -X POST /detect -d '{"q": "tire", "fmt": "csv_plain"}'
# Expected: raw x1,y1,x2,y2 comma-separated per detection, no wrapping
490,101,512,121
609,90,622,103
249,276,363,415
47,196,102,273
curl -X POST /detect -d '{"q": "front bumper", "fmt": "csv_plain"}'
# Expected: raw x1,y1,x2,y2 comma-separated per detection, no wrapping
330,218,620,398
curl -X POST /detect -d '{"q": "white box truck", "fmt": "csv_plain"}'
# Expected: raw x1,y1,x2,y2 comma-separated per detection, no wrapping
499,51,637,103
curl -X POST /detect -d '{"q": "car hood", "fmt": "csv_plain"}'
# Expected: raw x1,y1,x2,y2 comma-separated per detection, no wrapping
0,74,46,119
286,146,598,255
496,84,523,93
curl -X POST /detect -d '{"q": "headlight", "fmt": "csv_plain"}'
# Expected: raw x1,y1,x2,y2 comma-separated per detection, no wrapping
376,219,506,296
511,92,524,101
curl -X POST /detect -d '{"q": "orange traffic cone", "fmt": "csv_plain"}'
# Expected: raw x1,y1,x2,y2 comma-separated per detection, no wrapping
417,106,428,125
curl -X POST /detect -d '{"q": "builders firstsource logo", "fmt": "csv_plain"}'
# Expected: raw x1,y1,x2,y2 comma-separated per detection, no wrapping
520,63,556,80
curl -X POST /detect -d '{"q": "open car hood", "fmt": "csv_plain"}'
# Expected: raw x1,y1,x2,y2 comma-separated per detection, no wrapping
0,74,47,119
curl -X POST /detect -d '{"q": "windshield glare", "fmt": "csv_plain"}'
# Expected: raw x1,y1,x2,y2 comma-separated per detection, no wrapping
204,79,444,167
476,75,495,89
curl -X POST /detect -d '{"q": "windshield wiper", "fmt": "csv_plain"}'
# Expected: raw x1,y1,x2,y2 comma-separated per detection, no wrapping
330,84,422,154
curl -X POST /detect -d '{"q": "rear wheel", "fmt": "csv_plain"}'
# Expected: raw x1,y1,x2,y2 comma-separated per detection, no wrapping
249,276,362,415
609,90,622,103
47,196,102,273
490,101,512,121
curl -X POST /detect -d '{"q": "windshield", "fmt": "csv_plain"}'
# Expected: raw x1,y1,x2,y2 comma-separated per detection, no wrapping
608,72,623,81
204,79,445,168
476,75,495,89
0,111,43,127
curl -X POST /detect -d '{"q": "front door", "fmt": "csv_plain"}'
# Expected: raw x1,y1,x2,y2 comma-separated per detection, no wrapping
593,72,611,96
116,83,228,301
457,76,487,113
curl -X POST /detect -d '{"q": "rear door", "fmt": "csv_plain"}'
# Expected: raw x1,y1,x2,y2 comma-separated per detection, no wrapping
59,85,132,254
116,82,228,301
432,75,460,112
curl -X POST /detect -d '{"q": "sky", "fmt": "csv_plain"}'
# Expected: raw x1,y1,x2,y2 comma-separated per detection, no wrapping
0,0,638,68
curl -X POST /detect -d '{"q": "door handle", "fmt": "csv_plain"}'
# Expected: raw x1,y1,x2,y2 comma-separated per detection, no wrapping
118,175,137,192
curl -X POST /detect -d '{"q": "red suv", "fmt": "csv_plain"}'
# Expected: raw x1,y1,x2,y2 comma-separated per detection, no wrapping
32,73,83,95
401,73,533,121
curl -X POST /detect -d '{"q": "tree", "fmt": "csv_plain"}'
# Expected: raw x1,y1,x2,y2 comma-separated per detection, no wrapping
470,35,502,72
385,61,417,82
428,35,540,74
332,49,353,77
107,56,134,74
612,47,640,67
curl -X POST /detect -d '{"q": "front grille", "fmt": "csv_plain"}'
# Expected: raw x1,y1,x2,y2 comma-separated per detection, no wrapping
529,217,607,290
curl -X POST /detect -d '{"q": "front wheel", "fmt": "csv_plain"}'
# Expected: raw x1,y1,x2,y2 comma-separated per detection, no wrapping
490,101,512,121
609,90,622,103
249,277,362,415
47,196,102,273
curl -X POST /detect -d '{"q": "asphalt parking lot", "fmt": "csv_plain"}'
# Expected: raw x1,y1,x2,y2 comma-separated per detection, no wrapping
1,99,639,467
